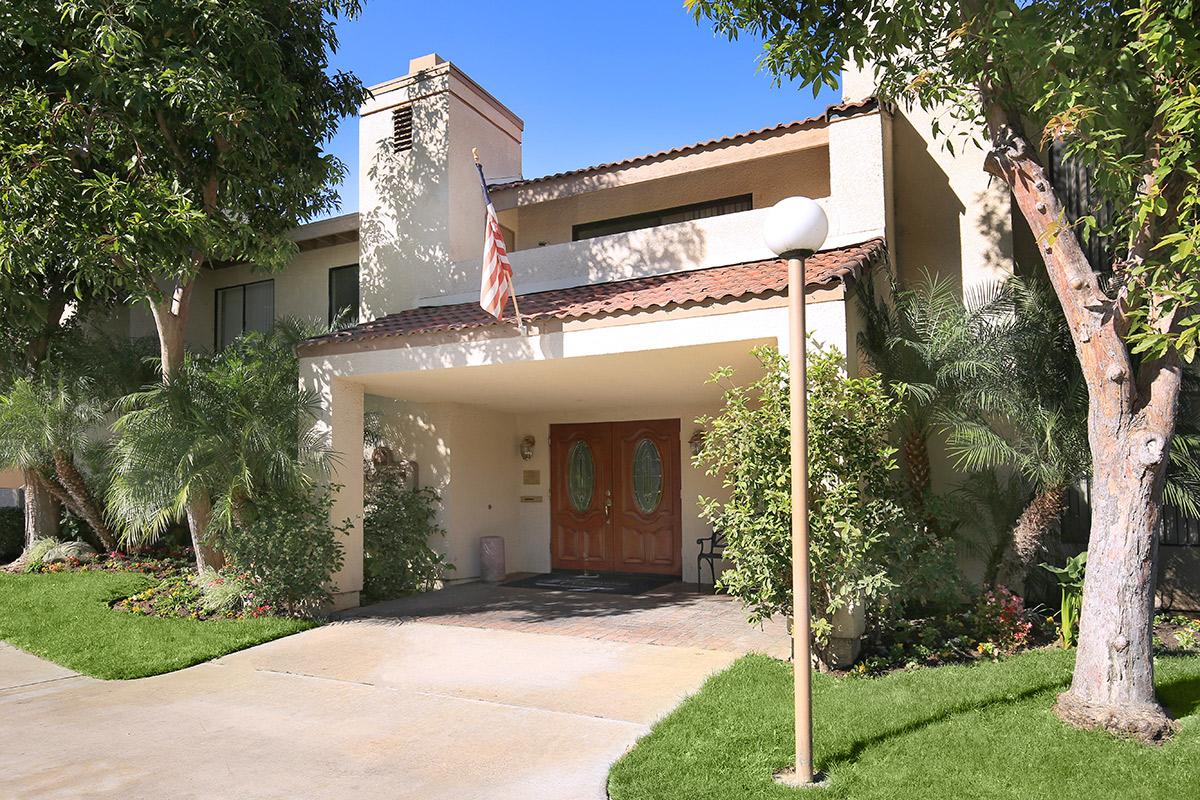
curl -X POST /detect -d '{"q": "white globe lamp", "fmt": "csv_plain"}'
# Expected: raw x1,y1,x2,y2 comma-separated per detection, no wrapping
763,196,829,258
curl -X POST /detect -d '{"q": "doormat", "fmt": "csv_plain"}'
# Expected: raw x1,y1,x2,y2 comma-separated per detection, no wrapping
503,572,677,596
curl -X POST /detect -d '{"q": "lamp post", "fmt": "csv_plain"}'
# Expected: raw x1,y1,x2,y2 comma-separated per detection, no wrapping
763,196,829,787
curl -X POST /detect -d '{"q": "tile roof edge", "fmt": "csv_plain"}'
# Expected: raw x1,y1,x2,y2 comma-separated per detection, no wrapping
296,237,887,352
489,98,878,192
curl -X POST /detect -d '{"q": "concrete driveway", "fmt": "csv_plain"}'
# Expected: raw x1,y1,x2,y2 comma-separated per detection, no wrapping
0,619,739,800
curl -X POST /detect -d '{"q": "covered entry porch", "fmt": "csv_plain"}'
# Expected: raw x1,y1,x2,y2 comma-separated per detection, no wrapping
298,242,882,609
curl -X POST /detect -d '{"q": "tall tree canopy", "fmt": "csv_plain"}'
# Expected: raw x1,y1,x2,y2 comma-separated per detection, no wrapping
0,0,366,375
0,0,366,566
689,0,1198,741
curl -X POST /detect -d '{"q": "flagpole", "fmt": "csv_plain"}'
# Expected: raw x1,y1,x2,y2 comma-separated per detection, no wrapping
508,284,527,336
473,147,526,336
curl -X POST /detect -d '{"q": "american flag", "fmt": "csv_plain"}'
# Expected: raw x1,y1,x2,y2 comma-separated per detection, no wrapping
476,157,514,320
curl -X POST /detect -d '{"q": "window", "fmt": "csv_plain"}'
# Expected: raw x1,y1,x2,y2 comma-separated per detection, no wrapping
567,441,595,513
572,194,753,242
393,105,414,152
329,264,360,328
215,280,274,350
632,438,664,514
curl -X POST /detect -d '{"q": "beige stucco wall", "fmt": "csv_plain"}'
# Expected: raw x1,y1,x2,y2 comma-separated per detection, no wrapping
363,397,519,582
841,65,1014,293
127,241,360,350
507,147,831,250
358,56,523,321
0,468,22,491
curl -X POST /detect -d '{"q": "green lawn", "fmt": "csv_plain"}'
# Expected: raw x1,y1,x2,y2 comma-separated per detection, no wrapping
0,570,315,679
609,649,1200,800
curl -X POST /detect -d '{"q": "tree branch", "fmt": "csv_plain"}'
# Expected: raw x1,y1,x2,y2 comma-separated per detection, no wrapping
154,108,189,168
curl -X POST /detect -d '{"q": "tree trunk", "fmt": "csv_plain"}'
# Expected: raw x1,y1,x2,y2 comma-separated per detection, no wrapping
186,488,225,572
1056,444,1177,742
980,113,1181,740
22,469,60,548
148,280,194,383
1012,484,1067,567
51,450,118,552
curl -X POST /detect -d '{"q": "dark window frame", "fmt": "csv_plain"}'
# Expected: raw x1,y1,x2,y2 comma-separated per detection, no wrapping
571,194,753,242
328,263,360,328
213,278,275,351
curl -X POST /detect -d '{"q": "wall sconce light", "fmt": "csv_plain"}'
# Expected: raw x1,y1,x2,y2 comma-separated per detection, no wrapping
689,429,706,457
519,435,536,461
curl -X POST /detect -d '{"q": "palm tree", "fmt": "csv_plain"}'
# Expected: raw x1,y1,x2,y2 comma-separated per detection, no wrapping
860,273,1089,572
107,318,332,571
0,333,155,557
934,276,1091,567
864,272,1200,579
857,272,982,502
0,376,117,551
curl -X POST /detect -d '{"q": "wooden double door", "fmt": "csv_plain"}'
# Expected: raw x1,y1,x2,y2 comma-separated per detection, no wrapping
550,419,682,575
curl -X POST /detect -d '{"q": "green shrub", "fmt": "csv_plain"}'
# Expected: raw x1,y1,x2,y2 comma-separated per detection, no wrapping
0,506,23,562
695,344,955,651
363,472,452,602
222,488,347,616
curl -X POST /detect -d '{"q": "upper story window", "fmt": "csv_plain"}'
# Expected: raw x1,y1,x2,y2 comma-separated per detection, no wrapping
329,264,360,328
393,105,414,152
572,194,753,242
215,279,274,350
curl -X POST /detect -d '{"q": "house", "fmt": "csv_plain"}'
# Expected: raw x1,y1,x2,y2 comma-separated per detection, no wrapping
275,54,1032,609
0,53,1049,604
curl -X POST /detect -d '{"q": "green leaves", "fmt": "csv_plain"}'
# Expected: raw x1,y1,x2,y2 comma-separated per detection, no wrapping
107,319,332,548
690,0,1200,367
0,0,367,304
694,344,939,642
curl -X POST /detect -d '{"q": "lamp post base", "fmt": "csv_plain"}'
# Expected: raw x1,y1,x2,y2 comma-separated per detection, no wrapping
773,768,829,789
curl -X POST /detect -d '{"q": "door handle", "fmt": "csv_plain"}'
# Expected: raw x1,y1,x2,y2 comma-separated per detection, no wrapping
604,499,612,520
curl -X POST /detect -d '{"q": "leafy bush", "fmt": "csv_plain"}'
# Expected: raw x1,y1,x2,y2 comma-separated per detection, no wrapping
363,470,452,602
221,487,347,616
193,568,258,616
855,586,1051,675
695,344,954,649
0,506,22,562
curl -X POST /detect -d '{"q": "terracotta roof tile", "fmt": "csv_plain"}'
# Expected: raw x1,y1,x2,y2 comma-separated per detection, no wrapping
299,239,886,352
489,98,878,192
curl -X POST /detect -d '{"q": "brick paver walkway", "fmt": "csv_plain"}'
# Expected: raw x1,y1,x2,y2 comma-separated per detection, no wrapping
338,578,791,658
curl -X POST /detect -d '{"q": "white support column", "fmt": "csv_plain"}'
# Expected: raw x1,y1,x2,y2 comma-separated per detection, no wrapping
311,372,365,611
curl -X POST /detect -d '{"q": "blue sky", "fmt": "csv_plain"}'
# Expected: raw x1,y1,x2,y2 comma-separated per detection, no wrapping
321,0,840,216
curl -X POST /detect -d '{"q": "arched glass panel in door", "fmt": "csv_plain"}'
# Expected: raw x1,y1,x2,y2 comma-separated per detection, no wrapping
567,441,595,512
632,438,663,513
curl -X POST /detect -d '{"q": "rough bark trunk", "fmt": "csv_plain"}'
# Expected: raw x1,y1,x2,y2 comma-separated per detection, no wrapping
51,450,118,552
22,469,60,548
1012,485,1067,567
980,111,1180,740
185,488,225,572
1056,447,1177,742
148,280,194,383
